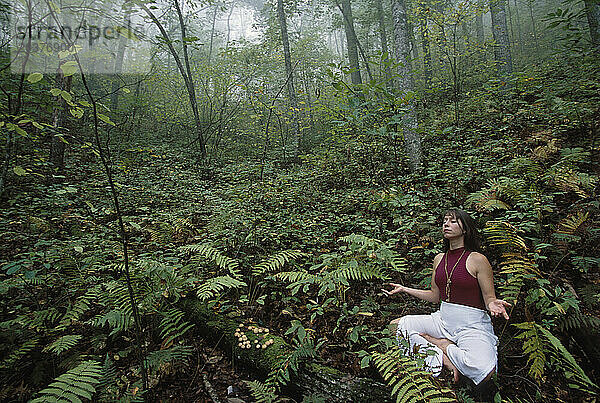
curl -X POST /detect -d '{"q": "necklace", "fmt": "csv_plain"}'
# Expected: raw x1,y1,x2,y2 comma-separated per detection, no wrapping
444,249,466,302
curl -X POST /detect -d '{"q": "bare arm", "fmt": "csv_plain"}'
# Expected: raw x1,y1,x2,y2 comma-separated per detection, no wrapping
469,252,511,319
382,253,443,304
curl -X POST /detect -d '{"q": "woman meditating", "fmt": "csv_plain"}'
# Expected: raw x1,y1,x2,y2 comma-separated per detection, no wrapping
382,209,510,386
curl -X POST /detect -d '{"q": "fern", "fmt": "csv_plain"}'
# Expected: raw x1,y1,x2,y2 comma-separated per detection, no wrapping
267,334,320,389
196,275,246,300
31,360,103,402
58,285,101,329
159,309,194,348
252,250,307,276
44,334,83,355
0,337,39,369
181,243,242,278
514,322,546,382
145,345,193,375
483,222,539,302
538,326,598,395
245,380,279,403
557,312,600,333
96,354,119,401
483,221,528,251
514,322,598,394
371,346,455,403
556,211,589,235
90,309,132,336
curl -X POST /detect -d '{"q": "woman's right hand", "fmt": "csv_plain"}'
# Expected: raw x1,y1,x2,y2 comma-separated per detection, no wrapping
381,283,406,297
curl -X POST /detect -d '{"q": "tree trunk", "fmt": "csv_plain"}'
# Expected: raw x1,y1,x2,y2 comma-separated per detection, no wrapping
527,0,539,54
475,0,485,47
585,0,600,51
393,0,421,171
341,0,362,85
374,0,392,85
208,5,218,64
421,19,432,86
513,0,523,58
276,0,300,159
110,13,130,111
50,65,73,173
141,0,207,159
490,0,513,80
180,299,392,402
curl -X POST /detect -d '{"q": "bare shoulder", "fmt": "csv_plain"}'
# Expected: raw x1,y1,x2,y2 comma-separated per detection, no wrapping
433,252,445,267
467,252,492,272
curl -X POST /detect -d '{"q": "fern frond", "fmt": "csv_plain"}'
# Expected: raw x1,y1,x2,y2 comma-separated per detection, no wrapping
159,309,194,348
96,354,119,400
331,260,387,282
273,271,317,284
196,275,246,300
538,326,598,395
44,334,83,355
17,308,61,331
267,335,319,388
58,285,101,329
514,322,546,382
31,360,102,402
89,309,132,336
372,346,455,403
558,312,600,333
145,345,193,375
556,211,589,235
252,250,307,276
244,380,279,403
339,233,383,247
483,221,528,251
0,337,39,369
181,243,242,278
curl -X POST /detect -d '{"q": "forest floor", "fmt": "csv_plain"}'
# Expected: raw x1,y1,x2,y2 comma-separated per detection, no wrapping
2,60,600,402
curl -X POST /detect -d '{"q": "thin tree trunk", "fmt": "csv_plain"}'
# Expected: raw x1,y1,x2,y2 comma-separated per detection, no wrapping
585,0,600,51
226,4,234,45
340,0,362,85
421,19,432,86
208,5,218,64
490,0,513,80
527,0,539,54
276,0,300,158
374,0,392,85
513,0,523,58
393,0,421,171
110,13,130,111
50,64,72,173
141,0,207,159
476,0,485,46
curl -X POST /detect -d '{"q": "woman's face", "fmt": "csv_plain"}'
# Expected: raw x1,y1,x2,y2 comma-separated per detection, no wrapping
442,213,464,240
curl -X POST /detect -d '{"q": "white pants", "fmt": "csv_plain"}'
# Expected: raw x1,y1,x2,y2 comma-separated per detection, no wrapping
396,301,498,385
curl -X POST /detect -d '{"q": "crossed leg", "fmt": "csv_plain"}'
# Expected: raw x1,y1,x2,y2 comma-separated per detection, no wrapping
421,334,460,383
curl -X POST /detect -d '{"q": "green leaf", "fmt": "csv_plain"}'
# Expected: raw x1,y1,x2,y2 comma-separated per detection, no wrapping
50,88,62,96
13,166,28,176
61,61,78,77
97,113,115,126
60,91,72,102
27,73,43,83
74,246,83,253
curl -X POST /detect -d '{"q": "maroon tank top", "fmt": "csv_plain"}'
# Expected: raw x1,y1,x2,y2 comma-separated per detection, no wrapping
435,247,485,310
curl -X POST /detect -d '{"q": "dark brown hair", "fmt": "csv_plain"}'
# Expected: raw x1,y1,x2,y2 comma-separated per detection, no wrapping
442,209,481,252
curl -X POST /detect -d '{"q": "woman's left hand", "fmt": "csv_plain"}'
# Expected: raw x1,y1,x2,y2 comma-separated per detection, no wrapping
488,299,511,320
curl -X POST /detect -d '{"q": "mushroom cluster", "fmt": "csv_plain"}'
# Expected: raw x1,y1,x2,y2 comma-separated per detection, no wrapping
235,322,275,350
